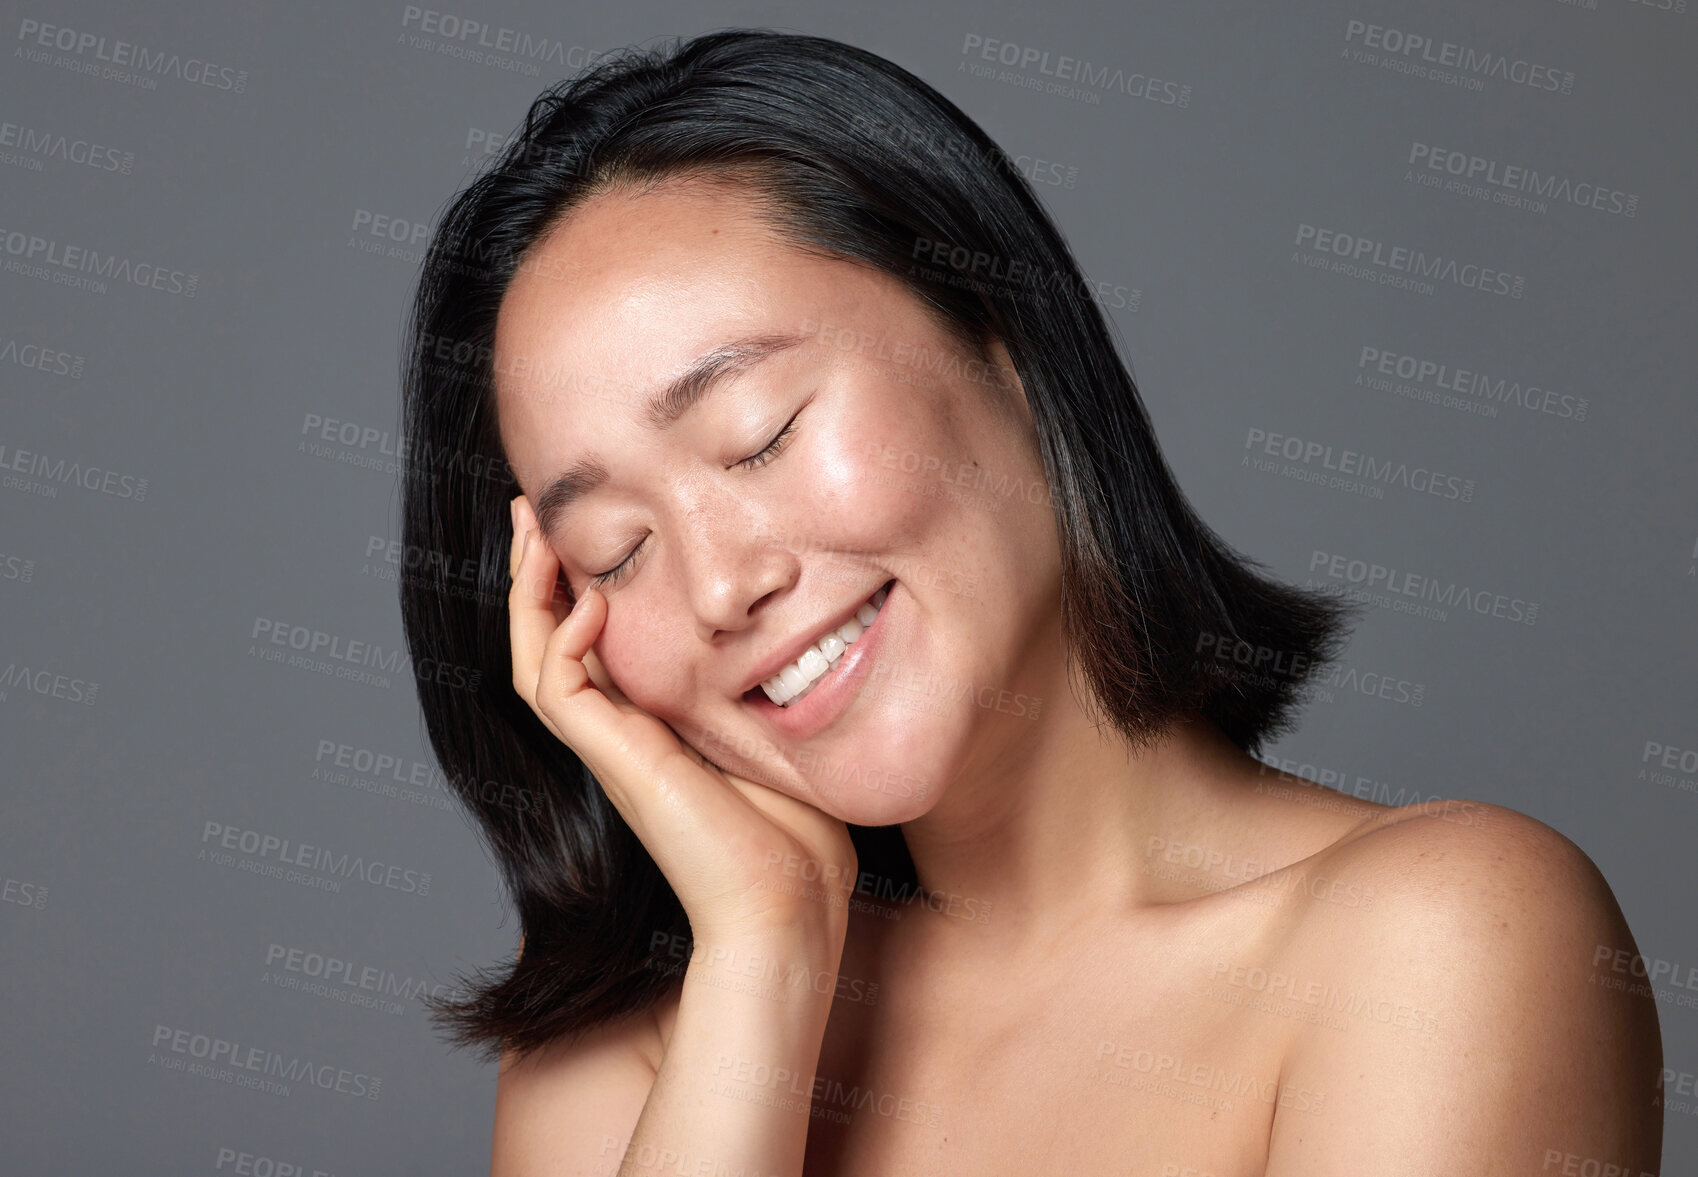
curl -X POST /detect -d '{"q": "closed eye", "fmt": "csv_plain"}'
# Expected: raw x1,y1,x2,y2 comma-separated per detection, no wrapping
738,411,800,470
590,409,803,590
590,538,644,589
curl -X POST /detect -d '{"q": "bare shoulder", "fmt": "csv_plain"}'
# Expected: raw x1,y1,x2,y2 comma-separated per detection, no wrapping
1312,795,1579,881
1290,799,1651,1011
1263,800,1664,1174
491,996,669,1175
1308,799,1628,940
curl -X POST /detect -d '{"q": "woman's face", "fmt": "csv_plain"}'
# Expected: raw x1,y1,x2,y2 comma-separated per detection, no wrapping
493,177,1062,825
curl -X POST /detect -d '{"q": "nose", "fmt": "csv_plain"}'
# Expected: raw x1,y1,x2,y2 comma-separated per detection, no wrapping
675,498,795,640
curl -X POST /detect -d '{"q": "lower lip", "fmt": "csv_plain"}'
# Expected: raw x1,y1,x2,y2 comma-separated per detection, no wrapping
744,579,896,740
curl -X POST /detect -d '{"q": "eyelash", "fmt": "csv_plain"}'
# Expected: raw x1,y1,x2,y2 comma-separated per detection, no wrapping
739,414,799,471
588,413,801,589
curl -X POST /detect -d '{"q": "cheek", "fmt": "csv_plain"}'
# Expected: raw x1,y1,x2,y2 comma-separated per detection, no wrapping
593,605,693,718
800,397,941,543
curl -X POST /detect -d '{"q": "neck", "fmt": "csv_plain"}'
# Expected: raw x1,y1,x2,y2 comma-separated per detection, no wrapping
895,674,1331,951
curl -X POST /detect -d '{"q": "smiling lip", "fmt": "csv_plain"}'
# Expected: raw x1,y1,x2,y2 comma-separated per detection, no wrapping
739,580,891,698
742,579,895,739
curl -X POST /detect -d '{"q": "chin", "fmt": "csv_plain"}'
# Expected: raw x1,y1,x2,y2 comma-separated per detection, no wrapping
678,701,956,827
811,775,943,827
786,711,960,826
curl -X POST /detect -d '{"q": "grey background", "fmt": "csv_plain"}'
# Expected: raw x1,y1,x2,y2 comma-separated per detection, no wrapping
2,0,1693,1172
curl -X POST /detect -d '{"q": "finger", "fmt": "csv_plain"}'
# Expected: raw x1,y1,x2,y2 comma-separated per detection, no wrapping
529,588,669,808
508,513,526,581
508,526,593,725
510,496,628,704
509,497,569,610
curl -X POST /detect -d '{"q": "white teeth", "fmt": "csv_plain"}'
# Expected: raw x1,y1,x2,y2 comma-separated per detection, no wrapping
758,585,889,707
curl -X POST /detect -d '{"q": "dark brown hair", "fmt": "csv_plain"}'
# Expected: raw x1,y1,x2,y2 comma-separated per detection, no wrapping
398,27,1361,1062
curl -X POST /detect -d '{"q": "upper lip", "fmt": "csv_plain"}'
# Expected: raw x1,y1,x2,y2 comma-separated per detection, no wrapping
739,582,888,697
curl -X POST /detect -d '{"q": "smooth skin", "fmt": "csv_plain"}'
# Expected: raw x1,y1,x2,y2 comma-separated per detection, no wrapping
489,176,1663,1176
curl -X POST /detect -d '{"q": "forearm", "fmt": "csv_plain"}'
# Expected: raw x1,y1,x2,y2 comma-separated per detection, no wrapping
615,928,844,1177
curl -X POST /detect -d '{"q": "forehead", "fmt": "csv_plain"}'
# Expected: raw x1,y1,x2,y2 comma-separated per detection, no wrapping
492,180,813,424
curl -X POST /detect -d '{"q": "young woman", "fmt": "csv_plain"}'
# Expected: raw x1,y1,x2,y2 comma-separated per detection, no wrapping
399,29,1662,1177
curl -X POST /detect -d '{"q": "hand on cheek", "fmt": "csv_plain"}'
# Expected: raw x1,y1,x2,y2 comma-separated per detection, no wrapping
511,492,630,707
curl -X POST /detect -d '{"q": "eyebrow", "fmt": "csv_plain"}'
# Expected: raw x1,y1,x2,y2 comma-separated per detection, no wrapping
533,331,805,541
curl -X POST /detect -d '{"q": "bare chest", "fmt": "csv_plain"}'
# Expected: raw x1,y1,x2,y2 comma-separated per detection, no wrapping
799,915,1318,1177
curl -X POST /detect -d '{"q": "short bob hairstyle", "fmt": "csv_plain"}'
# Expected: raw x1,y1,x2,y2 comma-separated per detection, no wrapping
399,28,1360,1061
